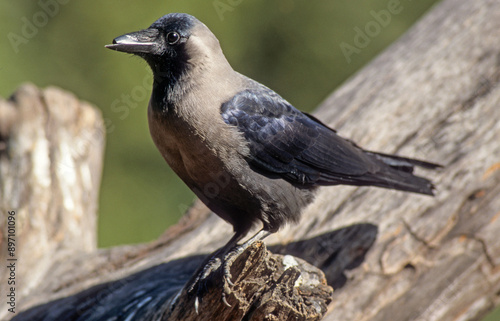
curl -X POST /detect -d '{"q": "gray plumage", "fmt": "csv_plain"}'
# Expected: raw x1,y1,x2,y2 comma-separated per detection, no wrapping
106,12,440,299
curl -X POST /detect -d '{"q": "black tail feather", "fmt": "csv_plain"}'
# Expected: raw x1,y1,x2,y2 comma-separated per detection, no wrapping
362,169,436,196
364,152,440,195
318,152,440,196
367,151,443,171
319,169,436,195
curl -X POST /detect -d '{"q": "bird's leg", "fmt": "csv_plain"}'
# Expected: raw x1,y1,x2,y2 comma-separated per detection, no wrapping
221,229,271,306
187,232,243,292
187,232,244,313
222,229,271,286
187,229,272,312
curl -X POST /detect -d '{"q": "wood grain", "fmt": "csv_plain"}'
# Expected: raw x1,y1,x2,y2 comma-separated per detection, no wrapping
1,0,500,320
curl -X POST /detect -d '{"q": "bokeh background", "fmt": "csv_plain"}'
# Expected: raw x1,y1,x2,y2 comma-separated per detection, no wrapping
1,1,498,319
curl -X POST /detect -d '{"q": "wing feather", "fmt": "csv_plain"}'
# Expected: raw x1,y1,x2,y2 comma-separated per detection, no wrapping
221,89,379,186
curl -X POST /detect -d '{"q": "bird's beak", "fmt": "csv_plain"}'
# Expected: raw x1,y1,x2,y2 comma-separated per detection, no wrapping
105,28,160,54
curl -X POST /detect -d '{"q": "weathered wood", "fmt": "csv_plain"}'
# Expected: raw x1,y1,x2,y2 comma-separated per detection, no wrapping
11,241,333,321
312,0,500,319
0,86,334,321
165,241,333,321
2,0,500,319
0,84,105,320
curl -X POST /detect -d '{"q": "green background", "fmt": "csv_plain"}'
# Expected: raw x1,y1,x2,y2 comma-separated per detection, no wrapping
1,0,441,247
1,1,498,319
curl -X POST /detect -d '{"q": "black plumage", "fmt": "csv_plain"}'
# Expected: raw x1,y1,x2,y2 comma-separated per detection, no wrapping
221,87,438,194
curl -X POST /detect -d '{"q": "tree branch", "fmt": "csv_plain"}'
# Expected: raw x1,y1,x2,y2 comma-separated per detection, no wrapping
1,0,500,320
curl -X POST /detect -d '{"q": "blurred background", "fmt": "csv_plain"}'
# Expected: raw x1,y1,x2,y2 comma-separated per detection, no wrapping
2,1,499,320
1,0,443,247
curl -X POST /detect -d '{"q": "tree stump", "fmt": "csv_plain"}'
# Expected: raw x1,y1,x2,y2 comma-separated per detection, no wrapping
1,0,500,320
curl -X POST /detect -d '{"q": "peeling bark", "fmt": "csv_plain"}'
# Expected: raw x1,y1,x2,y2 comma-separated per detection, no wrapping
1,0,500,320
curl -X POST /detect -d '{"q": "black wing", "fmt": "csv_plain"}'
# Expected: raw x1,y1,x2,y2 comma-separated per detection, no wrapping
221,88,439,195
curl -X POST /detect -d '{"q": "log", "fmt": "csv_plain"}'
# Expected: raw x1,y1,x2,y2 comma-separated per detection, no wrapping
2,0,500,319
1,85,335,321
0,84,105,319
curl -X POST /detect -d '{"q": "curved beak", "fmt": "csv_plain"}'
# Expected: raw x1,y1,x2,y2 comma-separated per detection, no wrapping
105,28,160,54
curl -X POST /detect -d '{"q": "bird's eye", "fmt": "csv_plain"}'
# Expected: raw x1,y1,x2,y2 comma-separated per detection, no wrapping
166,31,181,45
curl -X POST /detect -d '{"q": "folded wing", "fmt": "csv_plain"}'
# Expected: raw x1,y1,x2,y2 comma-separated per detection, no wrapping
221,88,439,195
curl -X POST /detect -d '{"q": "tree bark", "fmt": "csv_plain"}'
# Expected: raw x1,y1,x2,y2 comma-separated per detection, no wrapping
0,84,105,319
1,0,500,320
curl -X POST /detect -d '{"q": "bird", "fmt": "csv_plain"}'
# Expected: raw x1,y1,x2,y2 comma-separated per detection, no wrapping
106,12,440,306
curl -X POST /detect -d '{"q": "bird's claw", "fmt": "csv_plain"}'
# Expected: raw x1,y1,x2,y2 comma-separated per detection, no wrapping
186,231,271,311
187,252,238,310
194,296,200,315
221,292,232,307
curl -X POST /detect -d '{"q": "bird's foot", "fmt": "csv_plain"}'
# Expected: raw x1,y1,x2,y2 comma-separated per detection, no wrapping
187,247,242,313
221,240,255,288
220,242,254,306
186,230,271,313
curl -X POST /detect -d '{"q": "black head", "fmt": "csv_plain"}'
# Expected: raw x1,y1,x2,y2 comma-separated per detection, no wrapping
106,13,231,109
106,13,201,84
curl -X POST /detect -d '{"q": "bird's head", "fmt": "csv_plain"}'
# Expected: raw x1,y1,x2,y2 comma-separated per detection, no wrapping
106,13,228,88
